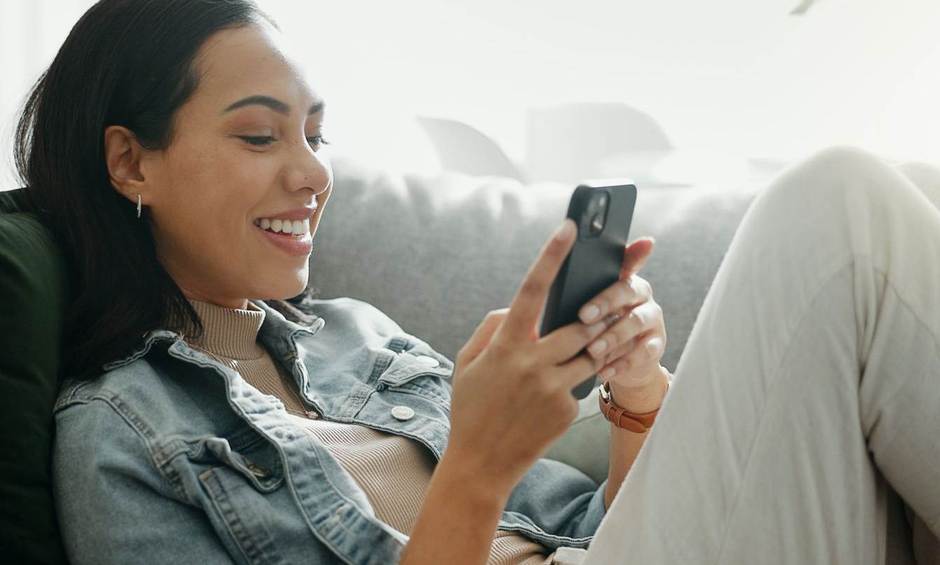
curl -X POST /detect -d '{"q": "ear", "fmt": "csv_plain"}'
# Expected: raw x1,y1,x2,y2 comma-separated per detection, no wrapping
103,125,152,206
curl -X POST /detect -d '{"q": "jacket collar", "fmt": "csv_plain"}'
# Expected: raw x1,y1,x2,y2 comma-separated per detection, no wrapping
101,299,323,373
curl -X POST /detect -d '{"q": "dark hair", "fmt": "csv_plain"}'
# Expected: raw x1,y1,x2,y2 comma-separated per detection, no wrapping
13,0,320,381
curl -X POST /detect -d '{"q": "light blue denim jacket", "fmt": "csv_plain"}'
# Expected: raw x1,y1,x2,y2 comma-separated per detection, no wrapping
53,297,608,564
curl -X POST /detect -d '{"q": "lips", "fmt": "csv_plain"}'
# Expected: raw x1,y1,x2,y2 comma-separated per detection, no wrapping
255,203,317,223
255,222,312,256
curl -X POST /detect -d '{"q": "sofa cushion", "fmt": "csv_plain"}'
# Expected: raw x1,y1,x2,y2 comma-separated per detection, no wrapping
0,202,69,563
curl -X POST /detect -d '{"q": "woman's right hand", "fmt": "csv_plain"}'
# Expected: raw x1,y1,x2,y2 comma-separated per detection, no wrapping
444,219,611,493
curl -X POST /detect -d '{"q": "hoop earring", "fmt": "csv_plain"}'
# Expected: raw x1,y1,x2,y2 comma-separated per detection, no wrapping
136,193,142,219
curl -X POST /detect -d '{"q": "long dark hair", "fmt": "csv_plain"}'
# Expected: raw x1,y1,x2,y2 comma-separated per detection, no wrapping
13,0,320,381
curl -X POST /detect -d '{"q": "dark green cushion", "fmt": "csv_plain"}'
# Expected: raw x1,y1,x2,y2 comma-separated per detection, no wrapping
0,194,69,563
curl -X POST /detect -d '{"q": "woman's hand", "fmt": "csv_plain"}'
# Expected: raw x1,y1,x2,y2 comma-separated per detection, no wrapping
445,219,612,494
578,237,668,403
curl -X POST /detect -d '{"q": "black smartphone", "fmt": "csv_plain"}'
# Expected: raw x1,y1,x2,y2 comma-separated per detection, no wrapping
539,180,637,399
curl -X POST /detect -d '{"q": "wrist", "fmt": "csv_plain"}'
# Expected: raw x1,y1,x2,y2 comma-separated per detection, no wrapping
607,365,670,414
437,449,514,506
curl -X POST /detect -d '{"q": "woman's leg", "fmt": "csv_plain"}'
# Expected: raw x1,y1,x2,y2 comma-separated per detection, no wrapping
584,147,940,564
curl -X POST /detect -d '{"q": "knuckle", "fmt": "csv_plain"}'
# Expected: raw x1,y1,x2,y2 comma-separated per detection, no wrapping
512,348,539,374
489,339,515,359
627,274,640,292
613,320,632,343
520,278,545,298
629,308,645,328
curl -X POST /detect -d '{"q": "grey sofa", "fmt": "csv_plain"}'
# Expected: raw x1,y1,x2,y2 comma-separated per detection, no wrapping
308,155,764,483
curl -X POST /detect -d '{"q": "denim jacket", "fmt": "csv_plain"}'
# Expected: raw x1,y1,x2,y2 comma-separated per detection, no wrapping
53,297,608,564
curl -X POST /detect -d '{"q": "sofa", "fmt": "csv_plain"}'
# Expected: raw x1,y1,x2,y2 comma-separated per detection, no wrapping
0,155,763,562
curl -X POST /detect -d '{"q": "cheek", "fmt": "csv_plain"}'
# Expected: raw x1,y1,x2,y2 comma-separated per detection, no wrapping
158,148,266,251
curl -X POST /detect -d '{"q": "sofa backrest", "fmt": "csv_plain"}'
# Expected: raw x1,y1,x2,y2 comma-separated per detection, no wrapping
309,157,762,373
0,193,69,563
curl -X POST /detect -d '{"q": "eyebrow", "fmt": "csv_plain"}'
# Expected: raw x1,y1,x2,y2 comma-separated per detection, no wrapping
222,95,325,116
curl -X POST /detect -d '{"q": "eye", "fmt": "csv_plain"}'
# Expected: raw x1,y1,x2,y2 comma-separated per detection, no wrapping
239,135,276,146
306,135,331,150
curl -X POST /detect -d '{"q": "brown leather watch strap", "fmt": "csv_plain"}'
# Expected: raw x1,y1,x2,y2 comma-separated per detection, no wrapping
597,380,668,433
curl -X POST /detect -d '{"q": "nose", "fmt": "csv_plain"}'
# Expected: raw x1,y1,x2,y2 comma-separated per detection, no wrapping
285,140,332,198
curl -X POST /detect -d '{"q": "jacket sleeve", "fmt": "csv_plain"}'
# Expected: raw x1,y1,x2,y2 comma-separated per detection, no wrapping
53,399,236,564
505,457,610,541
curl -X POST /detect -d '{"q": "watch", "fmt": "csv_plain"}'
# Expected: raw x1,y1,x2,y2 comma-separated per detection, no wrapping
597,378,669,433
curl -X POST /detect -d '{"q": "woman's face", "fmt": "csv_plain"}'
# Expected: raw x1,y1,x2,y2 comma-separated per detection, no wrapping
138,22,332,309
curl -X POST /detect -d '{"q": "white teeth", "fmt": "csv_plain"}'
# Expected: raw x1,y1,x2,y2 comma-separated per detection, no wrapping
254,217,310,236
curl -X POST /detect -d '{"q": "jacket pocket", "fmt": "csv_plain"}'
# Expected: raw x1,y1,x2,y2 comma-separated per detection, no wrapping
189,431,289,564
377,336,454,388
188,430,283,493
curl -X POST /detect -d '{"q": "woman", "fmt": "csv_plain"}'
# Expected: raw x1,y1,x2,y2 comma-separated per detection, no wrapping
13,1,938,564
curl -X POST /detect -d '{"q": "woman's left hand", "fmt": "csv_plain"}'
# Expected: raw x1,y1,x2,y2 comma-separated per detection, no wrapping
579,237,667,395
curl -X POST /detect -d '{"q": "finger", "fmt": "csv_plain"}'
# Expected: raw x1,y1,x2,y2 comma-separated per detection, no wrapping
555,350,607,393
576,274,652,325
534,316,610,365
457,308,509,365
585,301,662,362
620,237,655,280
499,219,577,343
599,330,666,373
598,332,665,385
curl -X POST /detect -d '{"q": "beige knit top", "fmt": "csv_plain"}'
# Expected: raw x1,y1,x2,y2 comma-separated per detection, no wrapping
185,299,555,565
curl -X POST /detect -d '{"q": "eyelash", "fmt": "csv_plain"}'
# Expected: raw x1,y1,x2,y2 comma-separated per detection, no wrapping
239,135,331,148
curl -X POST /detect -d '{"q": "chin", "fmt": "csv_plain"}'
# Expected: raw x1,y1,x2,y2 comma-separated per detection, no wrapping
253,272,309,301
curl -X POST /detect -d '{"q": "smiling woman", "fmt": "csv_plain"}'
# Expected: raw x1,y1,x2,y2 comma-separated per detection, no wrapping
15,1,331,378
11,1,940,564
11,1,614,563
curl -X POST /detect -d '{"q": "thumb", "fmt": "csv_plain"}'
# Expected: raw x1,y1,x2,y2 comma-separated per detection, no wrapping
621,237,655,279
458,308,509,365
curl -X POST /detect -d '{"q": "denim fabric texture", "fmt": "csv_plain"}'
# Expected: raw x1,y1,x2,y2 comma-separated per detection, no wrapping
53,297,607,564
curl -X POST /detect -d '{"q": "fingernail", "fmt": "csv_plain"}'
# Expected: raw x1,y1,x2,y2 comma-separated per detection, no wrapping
580,304,600,323
554,220,574,241
588,339,608,356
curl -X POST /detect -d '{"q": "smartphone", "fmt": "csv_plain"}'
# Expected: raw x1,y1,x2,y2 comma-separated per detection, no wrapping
539,180,637,399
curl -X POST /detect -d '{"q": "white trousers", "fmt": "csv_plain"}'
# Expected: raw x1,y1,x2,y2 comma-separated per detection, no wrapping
584,147,940,565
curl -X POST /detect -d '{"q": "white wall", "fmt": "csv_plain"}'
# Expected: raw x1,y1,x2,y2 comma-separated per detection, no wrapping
2,0,939,187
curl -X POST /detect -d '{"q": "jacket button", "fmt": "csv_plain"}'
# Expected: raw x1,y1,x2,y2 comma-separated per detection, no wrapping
246,462,269,478
413,355,440,368
391,406,415,421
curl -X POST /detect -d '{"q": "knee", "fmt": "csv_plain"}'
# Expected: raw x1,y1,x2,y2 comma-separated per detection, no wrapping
755,145,916,218
799,145,885,177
